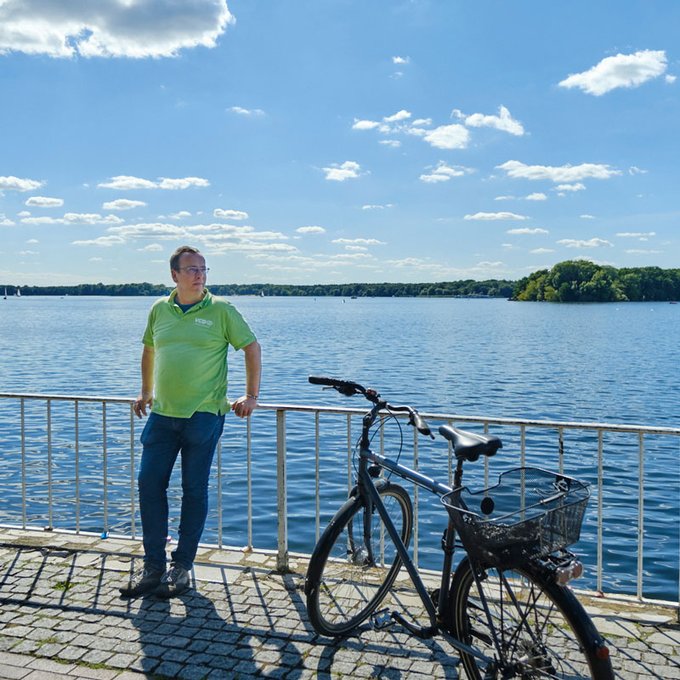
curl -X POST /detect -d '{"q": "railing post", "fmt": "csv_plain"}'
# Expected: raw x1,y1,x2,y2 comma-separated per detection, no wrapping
637,431,644,601
597,429,604,594
102,401,108,538
47,398,53,530
276,409,288,572
20,397,26,529
129,404,135,539
247,416,253,550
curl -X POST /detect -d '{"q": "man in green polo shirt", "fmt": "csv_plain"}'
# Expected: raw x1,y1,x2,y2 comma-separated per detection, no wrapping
120,245,261,599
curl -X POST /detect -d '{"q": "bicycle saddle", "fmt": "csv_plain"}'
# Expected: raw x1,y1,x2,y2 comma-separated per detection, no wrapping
438,425,502,462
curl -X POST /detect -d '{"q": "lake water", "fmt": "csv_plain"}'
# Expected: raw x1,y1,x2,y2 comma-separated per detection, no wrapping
0,295,678,600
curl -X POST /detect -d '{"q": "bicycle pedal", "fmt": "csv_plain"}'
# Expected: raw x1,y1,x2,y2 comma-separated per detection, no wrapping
370,608,395,630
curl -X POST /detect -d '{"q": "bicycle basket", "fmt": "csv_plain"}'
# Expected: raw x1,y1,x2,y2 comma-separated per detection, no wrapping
441,467,590,567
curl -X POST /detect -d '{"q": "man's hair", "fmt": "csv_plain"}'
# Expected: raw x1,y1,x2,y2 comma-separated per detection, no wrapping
170,245,201,271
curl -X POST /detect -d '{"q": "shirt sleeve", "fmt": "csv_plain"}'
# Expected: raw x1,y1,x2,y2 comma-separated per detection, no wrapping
224,305,257,350
142,306,155,347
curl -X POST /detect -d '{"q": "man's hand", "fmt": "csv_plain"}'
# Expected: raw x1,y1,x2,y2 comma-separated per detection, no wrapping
133,391,153,418
232,395,257,418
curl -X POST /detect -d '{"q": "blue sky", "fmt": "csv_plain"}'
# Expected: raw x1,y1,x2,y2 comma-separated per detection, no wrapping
1,0,678,286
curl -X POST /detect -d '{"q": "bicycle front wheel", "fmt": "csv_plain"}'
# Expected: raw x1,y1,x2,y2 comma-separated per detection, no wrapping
305,482,413,636
449,557,613,679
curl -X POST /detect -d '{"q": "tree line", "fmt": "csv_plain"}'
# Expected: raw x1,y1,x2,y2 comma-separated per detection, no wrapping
1,280,514,298
512,261,680,302
3,262,679,301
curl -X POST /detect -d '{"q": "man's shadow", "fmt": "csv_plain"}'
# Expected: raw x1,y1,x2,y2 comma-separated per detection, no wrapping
130,573,304,678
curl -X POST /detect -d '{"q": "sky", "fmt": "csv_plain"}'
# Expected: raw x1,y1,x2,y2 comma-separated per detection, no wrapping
0,0,678,286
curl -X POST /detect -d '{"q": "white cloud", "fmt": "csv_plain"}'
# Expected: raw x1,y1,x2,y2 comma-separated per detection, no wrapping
138,243,164,252
530,248,555,254
352,119,381,130
20,216,63,225
332,238,385,246
73,236,126,247
554,183,586,192
0,175,43,192
98,175,209,190
559,50,667,96
666,74,677,84
0,215,15,226
558,238,613,248
228,106,265,117
64,213,124,225
392,56,410,65
423,124,470,149
25,196,63,207
102,198,146,211
98,175,157,190
0,0,234,59
167,211,192,220
322,161,364,182
214,208,248,220
525,193,547,201
420,161,472,183
507,228,549,235
498,160,620,182
379,139,401,148
580,214,596,219
617,231,656,238
494,195,516,201
296,226,326,234
464,105,525,136
628,166,648,175
383,110,411,123
626,249,662,254
464,212,529,221
362,204,393,210
158,177,210,190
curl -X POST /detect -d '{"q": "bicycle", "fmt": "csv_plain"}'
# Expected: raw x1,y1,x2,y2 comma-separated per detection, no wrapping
304,376,614,679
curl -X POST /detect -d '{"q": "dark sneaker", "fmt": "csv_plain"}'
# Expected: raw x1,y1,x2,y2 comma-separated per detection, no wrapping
119,566,164,598
154,564,191,599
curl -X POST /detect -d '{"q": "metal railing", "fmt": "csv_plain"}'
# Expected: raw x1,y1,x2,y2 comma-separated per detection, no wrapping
0,391,678,612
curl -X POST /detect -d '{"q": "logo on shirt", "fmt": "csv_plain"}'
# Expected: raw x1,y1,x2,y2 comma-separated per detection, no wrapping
195,318,213,328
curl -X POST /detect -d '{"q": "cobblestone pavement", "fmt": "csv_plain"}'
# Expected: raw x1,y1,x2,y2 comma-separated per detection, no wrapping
0,529,678,679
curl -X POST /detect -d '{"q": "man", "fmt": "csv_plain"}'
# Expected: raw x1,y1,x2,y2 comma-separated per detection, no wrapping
120,245,261,599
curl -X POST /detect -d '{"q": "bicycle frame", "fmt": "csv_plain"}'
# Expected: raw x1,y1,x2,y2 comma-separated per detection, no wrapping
355,404,493,664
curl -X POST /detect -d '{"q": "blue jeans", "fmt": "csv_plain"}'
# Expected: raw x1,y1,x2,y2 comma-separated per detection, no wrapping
138,411,225,571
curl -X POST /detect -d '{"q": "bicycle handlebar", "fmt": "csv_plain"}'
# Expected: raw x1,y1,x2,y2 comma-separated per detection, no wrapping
308,375,434,438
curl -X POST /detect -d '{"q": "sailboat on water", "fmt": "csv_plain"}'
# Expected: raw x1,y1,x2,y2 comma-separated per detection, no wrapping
15,286,20,297
3,288,6,300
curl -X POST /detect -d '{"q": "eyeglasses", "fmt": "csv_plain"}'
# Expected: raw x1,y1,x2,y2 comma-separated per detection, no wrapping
178,266,209,275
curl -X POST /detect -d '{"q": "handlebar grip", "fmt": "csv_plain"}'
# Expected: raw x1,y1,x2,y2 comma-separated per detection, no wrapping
308,375,364,396
308,376,337,386
413,413,434,438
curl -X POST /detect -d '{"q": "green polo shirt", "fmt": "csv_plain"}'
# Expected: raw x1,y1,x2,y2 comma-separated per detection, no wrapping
142,289,256,418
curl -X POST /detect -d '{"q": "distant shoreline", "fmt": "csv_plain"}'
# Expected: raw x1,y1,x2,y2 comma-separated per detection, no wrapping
3,261,679,302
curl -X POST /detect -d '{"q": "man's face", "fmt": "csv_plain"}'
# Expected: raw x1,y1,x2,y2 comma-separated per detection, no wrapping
172,252,207,301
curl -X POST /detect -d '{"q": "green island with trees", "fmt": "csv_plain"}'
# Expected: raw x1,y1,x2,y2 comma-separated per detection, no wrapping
2,261,679,302
511,261,680,302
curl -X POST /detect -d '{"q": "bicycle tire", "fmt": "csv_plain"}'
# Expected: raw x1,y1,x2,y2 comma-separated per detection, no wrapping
305,482,413,636
449,556,613,679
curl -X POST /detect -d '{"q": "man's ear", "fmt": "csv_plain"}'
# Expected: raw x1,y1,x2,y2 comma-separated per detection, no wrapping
171,269,179,284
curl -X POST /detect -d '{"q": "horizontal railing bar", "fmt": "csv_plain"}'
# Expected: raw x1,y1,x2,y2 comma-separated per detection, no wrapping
256,403,680,437
2,393,678,436
0,392,134,405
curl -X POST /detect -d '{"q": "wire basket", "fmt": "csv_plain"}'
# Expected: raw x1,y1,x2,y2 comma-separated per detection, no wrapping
442,467,590,567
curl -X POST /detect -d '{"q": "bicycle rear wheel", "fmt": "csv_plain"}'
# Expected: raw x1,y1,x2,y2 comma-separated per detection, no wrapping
449,557,613,679
305,483,413,636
